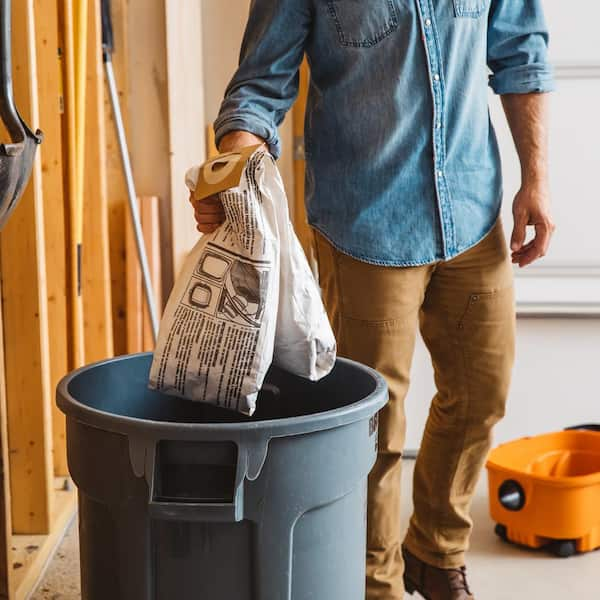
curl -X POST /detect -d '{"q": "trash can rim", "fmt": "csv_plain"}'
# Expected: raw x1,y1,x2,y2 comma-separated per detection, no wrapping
56,352,388,440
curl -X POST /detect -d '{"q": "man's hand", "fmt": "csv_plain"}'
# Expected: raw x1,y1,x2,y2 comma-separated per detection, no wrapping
510,181,555,268
192,195,226,234
191,130,265,234
501,92,554,268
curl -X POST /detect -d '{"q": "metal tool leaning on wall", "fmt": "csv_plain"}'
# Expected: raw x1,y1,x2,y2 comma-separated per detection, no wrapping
0,0,42,230
149,145,336,415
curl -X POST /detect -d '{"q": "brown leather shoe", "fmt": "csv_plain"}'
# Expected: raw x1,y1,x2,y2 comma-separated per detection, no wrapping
402,546,475,600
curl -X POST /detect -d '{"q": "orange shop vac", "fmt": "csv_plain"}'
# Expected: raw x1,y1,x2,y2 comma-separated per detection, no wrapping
486,424,600,558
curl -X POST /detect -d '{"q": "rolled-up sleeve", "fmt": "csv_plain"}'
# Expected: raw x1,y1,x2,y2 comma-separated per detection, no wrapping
487,0,555,95
214,0,311,158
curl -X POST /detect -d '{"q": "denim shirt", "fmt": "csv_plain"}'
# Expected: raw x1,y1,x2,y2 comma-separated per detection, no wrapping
214,0,554,266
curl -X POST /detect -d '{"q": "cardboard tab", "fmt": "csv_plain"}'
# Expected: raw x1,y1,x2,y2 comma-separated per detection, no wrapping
193,144,264,201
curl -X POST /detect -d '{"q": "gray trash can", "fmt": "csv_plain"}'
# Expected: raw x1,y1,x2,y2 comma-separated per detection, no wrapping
57,352,387,600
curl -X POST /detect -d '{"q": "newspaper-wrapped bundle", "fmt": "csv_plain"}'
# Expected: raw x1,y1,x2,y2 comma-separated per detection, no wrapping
148,145,336,415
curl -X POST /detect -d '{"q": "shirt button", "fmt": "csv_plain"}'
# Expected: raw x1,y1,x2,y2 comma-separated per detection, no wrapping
433,73,440,81
436,121,441,129
425,18,432,27
437,170,443,177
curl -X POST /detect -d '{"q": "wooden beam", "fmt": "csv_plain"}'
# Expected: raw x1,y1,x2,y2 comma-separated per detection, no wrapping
164,1,206,277
58,0,84,369
125,198,143,354
104,0,129,356
67,0,89,368
83,0,114,363
0,281,13,600
0,0,54,534
125,0,172,303
33,0,69,477
141,196,162,350
126,196,162,353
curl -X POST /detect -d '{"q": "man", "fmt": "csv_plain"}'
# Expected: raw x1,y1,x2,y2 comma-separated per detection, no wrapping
192,1,555,598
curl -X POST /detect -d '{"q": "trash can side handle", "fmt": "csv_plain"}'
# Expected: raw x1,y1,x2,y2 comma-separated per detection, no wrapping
147,500,242,523
137,434,271,523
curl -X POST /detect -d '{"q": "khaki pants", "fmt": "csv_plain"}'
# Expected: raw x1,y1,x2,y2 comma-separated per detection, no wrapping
313,218,516,600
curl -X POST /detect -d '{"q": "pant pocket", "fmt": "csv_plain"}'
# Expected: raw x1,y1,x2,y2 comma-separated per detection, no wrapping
457,285,515,331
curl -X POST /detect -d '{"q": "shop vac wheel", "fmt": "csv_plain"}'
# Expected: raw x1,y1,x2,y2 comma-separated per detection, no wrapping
494,523,508,542
550,540,577,558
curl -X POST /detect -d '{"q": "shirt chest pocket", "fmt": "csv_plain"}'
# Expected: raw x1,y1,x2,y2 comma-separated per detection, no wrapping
326,0,399,48
453,0,488,18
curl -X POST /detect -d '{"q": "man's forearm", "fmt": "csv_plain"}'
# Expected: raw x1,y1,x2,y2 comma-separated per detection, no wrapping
501,92,554,267
501,92,550,185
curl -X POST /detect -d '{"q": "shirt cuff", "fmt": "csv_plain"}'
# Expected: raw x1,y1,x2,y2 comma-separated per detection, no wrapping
489,63,556,95
213,112,281,159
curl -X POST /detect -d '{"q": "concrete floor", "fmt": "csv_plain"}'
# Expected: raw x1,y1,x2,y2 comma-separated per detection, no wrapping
30,517,80,600
32,460,600,599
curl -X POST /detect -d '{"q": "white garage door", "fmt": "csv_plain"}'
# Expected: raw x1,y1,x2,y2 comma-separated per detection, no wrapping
404,2,600,452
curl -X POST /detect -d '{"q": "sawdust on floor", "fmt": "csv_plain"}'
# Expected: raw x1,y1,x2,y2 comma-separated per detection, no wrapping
30,519,80,600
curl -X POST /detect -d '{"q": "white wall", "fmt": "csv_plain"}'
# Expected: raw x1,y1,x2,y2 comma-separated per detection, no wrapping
200,0,295,202
405,319,600,450
404,1,600,450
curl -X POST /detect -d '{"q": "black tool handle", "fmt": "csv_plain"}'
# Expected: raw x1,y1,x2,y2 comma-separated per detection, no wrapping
101,0,114,62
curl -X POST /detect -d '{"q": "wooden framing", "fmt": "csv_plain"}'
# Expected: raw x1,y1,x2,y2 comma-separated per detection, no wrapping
104,0,129,356
34,0,69,477
0,0,211,596
141,197,162,349
70,0,89,369
0,0,54,536
126,197,162,353
82,0,114,363
125,198,144,354
0,279,12,600
0,0,89,597
164,0,207,277
60,0,85,369
125,0,172,305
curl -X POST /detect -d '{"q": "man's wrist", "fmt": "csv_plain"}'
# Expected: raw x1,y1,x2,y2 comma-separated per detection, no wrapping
218,130,265,153
521,172,549,190
521,161,549,186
